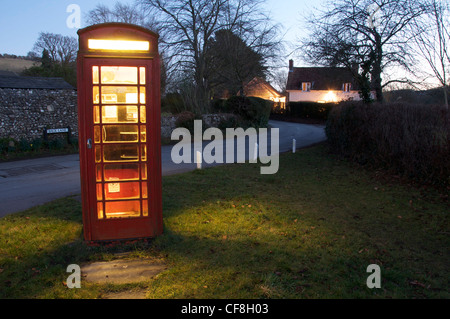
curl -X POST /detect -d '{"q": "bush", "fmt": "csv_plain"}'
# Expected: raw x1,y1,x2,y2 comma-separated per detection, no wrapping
0,136,77,160
18,139,32,152
0,138,16,155
211,99,227,113
48,138,66,150
326,101,449,187
224,96,272,128
162,93,186,114
288,102,334,120
174,111,208,134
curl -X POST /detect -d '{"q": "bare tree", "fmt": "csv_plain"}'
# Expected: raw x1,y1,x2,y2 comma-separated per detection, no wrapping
301,0,426,103
32,33,77,66
410,0,449,108
85,1,167,94
85,1,159,32
139,0,282,113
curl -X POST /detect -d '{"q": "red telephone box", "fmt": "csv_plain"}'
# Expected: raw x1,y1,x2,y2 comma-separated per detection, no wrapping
77,23,162,241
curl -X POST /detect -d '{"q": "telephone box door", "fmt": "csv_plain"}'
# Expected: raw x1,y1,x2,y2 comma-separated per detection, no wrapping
80,58,160,241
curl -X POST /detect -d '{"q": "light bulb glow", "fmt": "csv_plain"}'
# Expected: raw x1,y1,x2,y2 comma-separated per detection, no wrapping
88,39,150,51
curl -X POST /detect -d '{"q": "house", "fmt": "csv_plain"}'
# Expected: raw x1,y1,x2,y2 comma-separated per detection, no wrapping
213,77,286,110
286,60,362,103
0,75,78,141
242,77,286,109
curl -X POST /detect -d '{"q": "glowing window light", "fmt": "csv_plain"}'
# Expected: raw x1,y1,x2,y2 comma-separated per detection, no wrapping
324,91,338,103
126,93,146,104
88,39,150,51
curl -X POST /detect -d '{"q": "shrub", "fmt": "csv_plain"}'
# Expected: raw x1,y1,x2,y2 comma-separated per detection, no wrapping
18,138,32,152
48,138,66,150
162,93,186,114
30,138,43,151
217,115,241,130
326,101,449,187
224,96,272,128
211,99,227,113
174,111,208,134
288,102,334,120
0,138,16,155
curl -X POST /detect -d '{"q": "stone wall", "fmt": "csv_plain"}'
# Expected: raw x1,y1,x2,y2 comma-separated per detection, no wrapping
0,88,238,141
0,88,78,141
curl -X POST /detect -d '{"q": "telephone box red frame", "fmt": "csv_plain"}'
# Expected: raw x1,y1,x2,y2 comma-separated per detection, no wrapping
77,23,162,241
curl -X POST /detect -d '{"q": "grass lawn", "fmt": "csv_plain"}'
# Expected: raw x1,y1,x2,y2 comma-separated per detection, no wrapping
0,144,448,299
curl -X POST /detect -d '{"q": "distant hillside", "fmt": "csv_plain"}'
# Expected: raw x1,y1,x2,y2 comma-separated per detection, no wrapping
384,86,449,106
0,57,40,75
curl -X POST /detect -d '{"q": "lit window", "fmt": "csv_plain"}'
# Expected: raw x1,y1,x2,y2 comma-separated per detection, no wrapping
302,82,311,92
343,83,352,92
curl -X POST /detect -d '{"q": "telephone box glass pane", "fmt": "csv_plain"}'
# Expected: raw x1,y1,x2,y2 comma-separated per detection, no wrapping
141,145,147,161
103,144,139,162
105,201,140,219
95,145,102,163
141,164,147,180
101,66,138,84
105,182,140,200
96,183,103,200
98,202,104,219
140,126,146,142
142,200,148,217
100,86,138,104
94,126,101,143
102,125,139,143
93,66,99,84
96,165,102,182
102,105,138,124
142,182,148,199
104,163,140,181
140,87,146,104
140,67,146,84
140,105,146,123
93,86,100,104
94,106,100,124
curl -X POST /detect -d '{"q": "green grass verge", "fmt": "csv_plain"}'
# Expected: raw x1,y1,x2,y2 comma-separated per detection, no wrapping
0,145,448,299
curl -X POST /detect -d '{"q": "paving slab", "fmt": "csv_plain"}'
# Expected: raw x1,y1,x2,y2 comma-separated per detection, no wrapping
103,289,148,299
82,258,167,285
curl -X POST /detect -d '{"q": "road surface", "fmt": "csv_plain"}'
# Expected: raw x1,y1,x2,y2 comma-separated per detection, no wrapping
0,120,325,217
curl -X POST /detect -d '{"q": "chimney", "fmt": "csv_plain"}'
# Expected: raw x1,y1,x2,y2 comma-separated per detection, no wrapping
289,59,294,72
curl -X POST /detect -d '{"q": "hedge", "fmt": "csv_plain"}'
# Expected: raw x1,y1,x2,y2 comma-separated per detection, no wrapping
287,102,335,120
326,101,449,187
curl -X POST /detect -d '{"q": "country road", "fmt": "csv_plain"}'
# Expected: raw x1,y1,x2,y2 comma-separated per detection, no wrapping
0,120,326,217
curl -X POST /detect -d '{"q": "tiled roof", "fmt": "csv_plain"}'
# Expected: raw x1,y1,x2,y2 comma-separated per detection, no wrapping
243,77,284,97
0,75,74,90
286,66,359,91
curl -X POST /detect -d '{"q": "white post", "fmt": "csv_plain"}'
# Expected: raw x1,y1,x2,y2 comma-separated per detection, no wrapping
292,139,296,153
196,151,202,169
253,143,258,162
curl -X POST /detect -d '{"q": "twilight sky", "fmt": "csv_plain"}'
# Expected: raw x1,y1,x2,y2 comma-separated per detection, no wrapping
0,0,325,65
